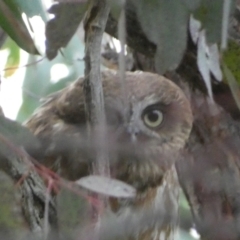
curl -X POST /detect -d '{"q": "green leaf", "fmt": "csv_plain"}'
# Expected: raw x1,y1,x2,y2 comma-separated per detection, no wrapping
133,0,189,73
0,0,39,54
2,37,20,78
46,2,88,60
13,0,46,18
193,0,234,43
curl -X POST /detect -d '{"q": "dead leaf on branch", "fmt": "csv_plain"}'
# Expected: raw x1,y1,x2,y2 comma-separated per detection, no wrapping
76,175,136,198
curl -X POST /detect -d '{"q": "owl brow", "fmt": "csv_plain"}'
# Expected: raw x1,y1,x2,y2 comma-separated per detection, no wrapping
143,102,169,113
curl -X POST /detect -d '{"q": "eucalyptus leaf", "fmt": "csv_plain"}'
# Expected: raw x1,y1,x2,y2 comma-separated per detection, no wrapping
193,0,234,44
12,0,46,19
0,0,38,54
46,2,88,60
133,0,189,73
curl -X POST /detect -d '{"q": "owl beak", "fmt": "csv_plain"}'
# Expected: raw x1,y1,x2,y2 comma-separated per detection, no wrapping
127,125,139,143
131,133,137,143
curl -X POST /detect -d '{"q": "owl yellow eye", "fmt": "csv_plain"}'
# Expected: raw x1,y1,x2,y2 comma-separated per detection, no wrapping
143,109,163,128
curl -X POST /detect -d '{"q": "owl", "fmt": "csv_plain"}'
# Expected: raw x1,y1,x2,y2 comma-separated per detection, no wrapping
25,70,192,240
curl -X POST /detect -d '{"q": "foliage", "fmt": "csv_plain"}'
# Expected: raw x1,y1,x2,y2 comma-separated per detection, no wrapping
0,0,39,54
2,38,20,77
46,2,88,60
0,0,239,240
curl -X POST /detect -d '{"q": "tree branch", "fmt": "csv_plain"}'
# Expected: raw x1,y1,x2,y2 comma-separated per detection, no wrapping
0,121,58,239
83,0,110,176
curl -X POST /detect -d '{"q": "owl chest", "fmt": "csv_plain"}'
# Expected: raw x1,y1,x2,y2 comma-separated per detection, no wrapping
111,154,165,192
105,166,180,240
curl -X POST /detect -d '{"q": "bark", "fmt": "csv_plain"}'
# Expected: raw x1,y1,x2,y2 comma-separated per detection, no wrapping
83,0,110,175
0,116,58,240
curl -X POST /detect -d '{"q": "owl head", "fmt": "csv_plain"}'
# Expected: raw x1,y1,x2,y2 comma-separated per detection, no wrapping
102,71,192,146
26,71,193,189
100,71,192,189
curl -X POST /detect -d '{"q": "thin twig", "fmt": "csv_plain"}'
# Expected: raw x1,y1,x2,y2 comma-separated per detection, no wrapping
83,0,110,235
83,0,110,177
117,6,128,121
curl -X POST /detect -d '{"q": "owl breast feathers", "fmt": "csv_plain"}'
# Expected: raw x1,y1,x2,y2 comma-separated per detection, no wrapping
25,70,192,240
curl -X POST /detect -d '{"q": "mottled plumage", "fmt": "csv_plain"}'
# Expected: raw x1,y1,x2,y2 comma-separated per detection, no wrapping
25,70,192,240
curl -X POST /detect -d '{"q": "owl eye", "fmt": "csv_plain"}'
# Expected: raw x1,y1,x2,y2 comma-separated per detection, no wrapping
142,109,163,128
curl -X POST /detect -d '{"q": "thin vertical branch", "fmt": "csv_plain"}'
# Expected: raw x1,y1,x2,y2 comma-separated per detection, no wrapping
221,0,231,49
83,1,110,235
84,0,110,176
118,8,126,80
117,6,128,120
